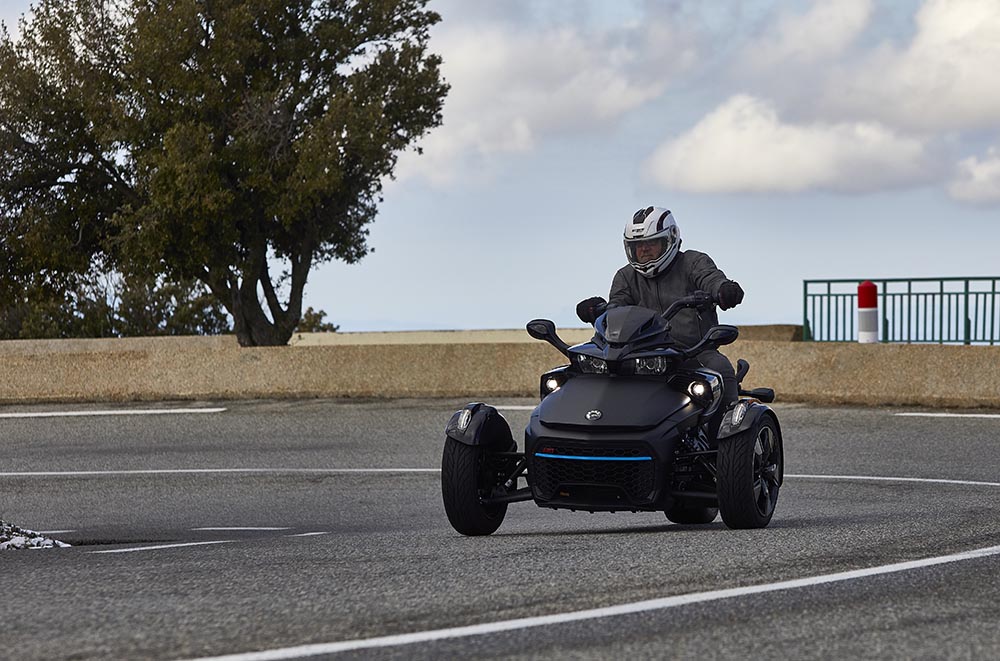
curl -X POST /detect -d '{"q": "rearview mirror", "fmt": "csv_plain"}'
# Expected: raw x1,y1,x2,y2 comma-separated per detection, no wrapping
525,318,571,356
705,325,739,346
526,319,557,341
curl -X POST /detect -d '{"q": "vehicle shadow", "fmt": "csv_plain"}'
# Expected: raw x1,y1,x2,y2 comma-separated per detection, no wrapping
498,522,725,537
495,514,868,537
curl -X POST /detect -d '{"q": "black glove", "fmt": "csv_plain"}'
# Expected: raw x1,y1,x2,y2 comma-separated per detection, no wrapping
576,296,608,324
718,281,744,310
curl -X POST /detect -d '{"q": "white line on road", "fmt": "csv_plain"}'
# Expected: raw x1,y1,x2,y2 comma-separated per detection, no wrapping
0,468,440,477
192,527,290,532
284,532,331,538
5,469,999,489
0,408,226,419
789,474,1000,488
37,530,76,534
895,412,1000,419
185,543,1000,660
5,470,999,488
494,406,536,411
91,540,236,554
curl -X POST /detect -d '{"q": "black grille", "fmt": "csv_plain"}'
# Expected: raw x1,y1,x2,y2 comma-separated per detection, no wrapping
532,443,656,504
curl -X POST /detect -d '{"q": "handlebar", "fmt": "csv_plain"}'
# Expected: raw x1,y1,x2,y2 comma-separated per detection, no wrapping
660,290,717,321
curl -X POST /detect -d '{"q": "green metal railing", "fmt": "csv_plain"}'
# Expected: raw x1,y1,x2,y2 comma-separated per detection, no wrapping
803,277,1000,344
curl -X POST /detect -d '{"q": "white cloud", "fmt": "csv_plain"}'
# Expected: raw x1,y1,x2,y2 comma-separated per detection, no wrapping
824,0,1000,132
948,147,1000,204
743,0,872,71
646,95,930,194
395,13,697,186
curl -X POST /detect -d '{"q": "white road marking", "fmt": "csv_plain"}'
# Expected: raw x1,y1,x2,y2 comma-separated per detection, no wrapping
284,532,331,538
91,540,236,554
5,469,998,489
895,412,1000,419
788,474,1000,488
37,530,76,534
192,527,290,532
494,405,536,411
0,408,226,419
185,543,1000,660
0,468,440,477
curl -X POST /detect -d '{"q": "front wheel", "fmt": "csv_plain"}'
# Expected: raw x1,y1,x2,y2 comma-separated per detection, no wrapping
717,415,782,529
441,437,508,536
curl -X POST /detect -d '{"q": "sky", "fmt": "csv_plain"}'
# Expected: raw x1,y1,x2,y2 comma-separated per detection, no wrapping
3,0,999,332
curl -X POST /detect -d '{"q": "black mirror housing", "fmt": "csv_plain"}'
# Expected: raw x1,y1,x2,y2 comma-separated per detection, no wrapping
525,318,571,356
683,324,740,359
706,325,739,346
526,319,557,341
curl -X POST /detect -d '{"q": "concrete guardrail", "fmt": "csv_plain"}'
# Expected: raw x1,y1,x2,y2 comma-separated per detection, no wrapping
0,326,996,408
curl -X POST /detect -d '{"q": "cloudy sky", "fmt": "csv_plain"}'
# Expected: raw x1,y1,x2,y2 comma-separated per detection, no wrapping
4,0,999,331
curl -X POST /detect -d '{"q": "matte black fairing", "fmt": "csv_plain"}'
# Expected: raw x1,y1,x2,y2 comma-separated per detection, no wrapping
525,397,702,511
537,375,691,430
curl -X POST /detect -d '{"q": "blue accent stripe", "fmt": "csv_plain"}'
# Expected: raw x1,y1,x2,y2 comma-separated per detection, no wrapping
534,453,652,462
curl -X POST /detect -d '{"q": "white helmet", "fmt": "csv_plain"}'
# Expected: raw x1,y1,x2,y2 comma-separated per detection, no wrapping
624,206,681,278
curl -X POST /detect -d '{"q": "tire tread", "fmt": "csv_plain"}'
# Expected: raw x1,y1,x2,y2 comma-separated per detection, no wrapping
717,417,777,529
441,438,507,536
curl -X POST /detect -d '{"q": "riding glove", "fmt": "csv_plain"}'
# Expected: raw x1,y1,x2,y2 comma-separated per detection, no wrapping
718,281,744,310
576,296,608,324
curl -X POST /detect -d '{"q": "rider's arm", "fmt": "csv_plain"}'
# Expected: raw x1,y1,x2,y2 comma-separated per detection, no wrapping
686,251,730,301
608,267,637,308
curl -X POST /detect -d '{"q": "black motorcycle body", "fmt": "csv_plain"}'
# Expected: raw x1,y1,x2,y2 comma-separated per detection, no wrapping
441,293,784,535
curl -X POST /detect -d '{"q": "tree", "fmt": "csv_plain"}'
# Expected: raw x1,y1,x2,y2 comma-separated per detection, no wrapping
0,269,232,339
0,0,447,345
295,306,339,332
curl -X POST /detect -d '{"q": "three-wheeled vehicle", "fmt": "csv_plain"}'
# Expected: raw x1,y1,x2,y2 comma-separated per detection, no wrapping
442,292,783,535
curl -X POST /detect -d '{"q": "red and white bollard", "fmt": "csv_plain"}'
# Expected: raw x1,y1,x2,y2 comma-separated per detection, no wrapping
858,280,878,343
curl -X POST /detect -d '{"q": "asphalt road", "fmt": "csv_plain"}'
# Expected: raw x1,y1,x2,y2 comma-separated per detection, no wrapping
1,398,999,660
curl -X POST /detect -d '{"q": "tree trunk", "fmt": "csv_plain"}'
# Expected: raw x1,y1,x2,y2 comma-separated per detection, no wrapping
228,282,298,347
206,244,311,347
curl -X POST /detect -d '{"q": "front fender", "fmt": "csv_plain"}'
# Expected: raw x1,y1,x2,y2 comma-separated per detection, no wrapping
717,401,779,440
445,402,516,451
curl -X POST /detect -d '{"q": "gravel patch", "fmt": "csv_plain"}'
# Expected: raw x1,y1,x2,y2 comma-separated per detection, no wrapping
0,520,70,549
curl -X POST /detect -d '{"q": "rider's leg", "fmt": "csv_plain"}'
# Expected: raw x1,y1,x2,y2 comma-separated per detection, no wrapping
696,350,737,443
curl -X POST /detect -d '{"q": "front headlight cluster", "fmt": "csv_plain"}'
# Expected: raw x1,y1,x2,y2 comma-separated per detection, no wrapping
575,354,608,374
632,356,668,375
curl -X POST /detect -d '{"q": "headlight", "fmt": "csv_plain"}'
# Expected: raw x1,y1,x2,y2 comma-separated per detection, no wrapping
633,356,668,375
543,376,562,395
575,354,608,374
688,380,709,398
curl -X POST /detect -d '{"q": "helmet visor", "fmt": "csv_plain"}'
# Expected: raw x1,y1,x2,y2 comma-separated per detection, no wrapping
625,237,670,265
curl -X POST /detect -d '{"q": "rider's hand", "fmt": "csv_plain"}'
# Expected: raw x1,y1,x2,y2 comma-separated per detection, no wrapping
576,296,608,324
718,281,744,310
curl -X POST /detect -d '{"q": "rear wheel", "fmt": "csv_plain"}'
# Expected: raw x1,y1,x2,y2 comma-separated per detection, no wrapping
441,437,508,536
664,502,718,524
717,415,782,529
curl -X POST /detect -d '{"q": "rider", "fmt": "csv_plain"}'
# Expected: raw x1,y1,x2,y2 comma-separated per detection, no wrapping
576,206,744,442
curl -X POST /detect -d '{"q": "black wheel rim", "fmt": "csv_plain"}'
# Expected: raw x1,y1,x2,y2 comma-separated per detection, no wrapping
476,451,508,519
752,424,781,517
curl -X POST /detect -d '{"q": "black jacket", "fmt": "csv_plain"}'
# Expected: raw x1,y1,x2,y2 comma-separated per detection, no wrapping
608,249,729,348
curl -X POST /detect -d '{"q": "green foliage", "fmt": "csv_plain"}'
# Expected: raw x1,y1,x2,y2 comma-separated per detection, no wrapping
0,271,231,339
295,306,339,333
0,0,447,345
